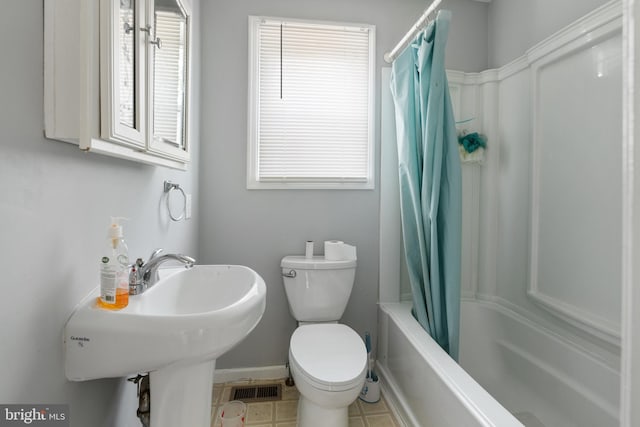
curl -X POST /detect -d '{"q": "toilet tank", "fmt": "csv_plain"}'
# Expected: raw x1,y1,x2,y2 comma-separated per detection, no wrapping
281,256,356,322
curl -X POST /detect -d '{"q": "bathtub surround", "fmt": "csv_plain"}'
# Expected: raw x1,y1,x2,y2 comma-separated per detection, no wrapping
390,10,462,359
388,0,620,354
379,1,622,426
481,0,622,350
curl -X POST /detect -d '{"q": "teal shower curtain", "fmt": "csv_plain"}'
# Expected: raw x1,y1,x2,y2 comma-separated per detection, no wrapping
389,10,462,360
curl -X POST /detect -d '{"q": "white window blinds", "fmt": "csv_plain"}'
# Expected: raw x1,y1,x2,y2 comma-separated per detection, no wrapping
248,17,375,189
153,9,186,148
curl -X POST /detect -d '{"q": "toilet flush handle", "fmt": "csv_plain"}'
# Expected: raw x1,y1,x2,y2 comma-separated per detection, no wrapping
282,269,297,278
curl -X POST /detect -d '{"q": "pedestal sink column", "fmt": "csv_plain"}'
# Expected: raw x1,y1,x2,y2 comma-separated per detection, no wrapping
149,360,216,427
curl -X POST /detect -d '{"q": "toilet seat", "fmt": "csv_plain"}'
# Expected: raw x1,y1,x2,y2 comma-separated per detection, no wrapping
289,324,367,392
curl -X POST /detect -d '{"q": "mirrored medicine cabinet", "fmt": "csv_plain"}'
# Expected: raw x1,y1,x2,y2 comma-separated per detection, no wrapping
44,0,192,170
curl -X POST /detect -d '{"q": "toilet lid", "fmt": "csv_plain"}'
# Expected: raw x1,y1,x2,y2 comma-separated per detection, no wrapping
290,324,366,391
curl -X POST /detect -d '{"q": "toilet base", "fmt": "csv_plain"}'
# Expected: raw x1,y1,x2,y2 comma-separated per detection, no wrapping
297,396,349,427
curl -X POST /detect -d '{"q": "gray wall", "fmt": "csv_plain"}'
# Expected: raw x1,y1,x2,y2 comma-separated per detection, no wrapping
199,0,489,370
0,1,201,426
488,0,611,68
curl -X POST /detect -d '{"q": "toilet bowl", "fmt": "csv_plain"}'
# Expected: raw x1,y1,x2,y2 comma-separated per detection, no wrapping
289,323,367,427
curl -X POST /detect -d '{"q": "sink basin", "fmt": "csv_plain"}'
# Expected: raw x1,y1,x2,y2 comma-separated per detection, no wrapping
64,264,266,427
65,264,266,380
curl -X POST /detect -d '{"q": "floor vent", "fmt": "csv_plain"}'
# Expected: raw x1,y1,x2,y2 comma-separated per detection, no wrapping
229,384,282,403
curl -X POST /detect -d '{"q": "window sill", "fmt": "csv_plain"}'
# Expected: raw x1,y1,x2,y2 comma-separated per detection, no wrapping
246,180,374,190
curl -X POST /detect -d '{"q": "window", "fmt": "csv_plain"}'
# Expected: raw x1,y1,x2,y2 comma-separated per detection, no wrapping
248,16,375,189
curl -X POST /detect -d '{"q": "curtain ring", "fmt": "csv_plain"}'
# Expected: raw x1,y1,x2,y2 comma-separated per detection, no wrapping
164,181,186,222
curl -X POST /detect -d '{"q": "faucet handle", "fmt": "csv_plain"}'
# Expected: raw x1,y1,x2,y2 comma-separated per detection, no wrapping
129,258,145,295
148,248,163,262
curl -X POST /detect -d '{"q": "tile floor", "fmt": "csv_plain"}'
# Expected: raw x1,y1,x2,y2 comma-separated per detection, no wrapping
211,378,401,427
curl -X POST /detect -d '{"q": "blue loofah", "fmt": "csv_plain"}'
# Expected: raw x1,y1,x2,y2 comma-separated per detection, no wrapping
458,132,487,154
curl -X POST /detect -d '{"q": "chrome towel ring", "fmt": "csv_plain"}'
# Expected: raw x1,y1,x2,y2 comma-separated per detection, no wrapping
164,181,186,222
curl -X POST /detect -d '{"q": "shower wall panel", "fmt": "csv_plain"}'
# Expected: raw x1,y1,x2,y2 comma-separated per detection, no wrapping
447,1,623,354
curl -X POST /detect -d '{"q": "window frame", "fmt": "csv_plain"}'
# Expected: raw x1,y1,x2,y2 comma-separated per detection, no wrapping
247,15,376,190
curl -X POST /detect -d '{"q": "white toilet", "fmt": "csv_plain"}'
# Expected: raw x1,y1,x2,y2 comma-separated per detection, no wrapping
281,255,367,427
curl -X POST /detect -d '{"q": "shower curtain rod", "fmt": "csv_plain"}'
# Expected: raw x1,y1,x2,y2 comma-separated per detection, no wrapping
384,0,443,63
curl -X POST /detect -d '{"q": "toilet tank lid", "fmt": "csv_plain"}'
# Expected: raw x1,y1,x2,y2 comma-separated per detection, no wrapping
281,256,356,270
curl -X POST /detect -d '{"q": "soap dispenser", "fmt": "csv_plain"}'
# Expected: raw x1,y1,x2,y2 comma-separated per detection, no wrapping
97,217,130,310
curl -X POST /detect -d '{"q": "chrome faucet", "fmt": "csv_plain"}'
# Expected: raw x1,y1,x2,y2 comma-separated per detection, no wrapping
129,249,196,295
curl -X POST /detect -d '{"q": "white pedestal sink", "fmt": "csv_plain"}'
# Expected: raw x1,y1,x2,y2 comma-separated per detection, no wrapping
64,265,266,427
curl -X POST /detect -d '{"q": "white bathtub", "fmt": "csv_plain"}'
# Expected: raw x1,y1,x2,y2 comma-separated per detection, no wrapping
377,301,619,427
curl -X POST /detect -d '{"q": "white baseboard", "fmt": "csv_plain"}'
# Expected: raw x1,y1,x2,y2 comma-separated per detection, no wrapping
213,365,289,384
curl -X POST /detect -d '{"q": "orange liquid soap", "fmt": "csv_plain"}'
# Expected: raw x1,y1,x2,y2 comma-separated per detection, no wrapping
96,288,129,310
